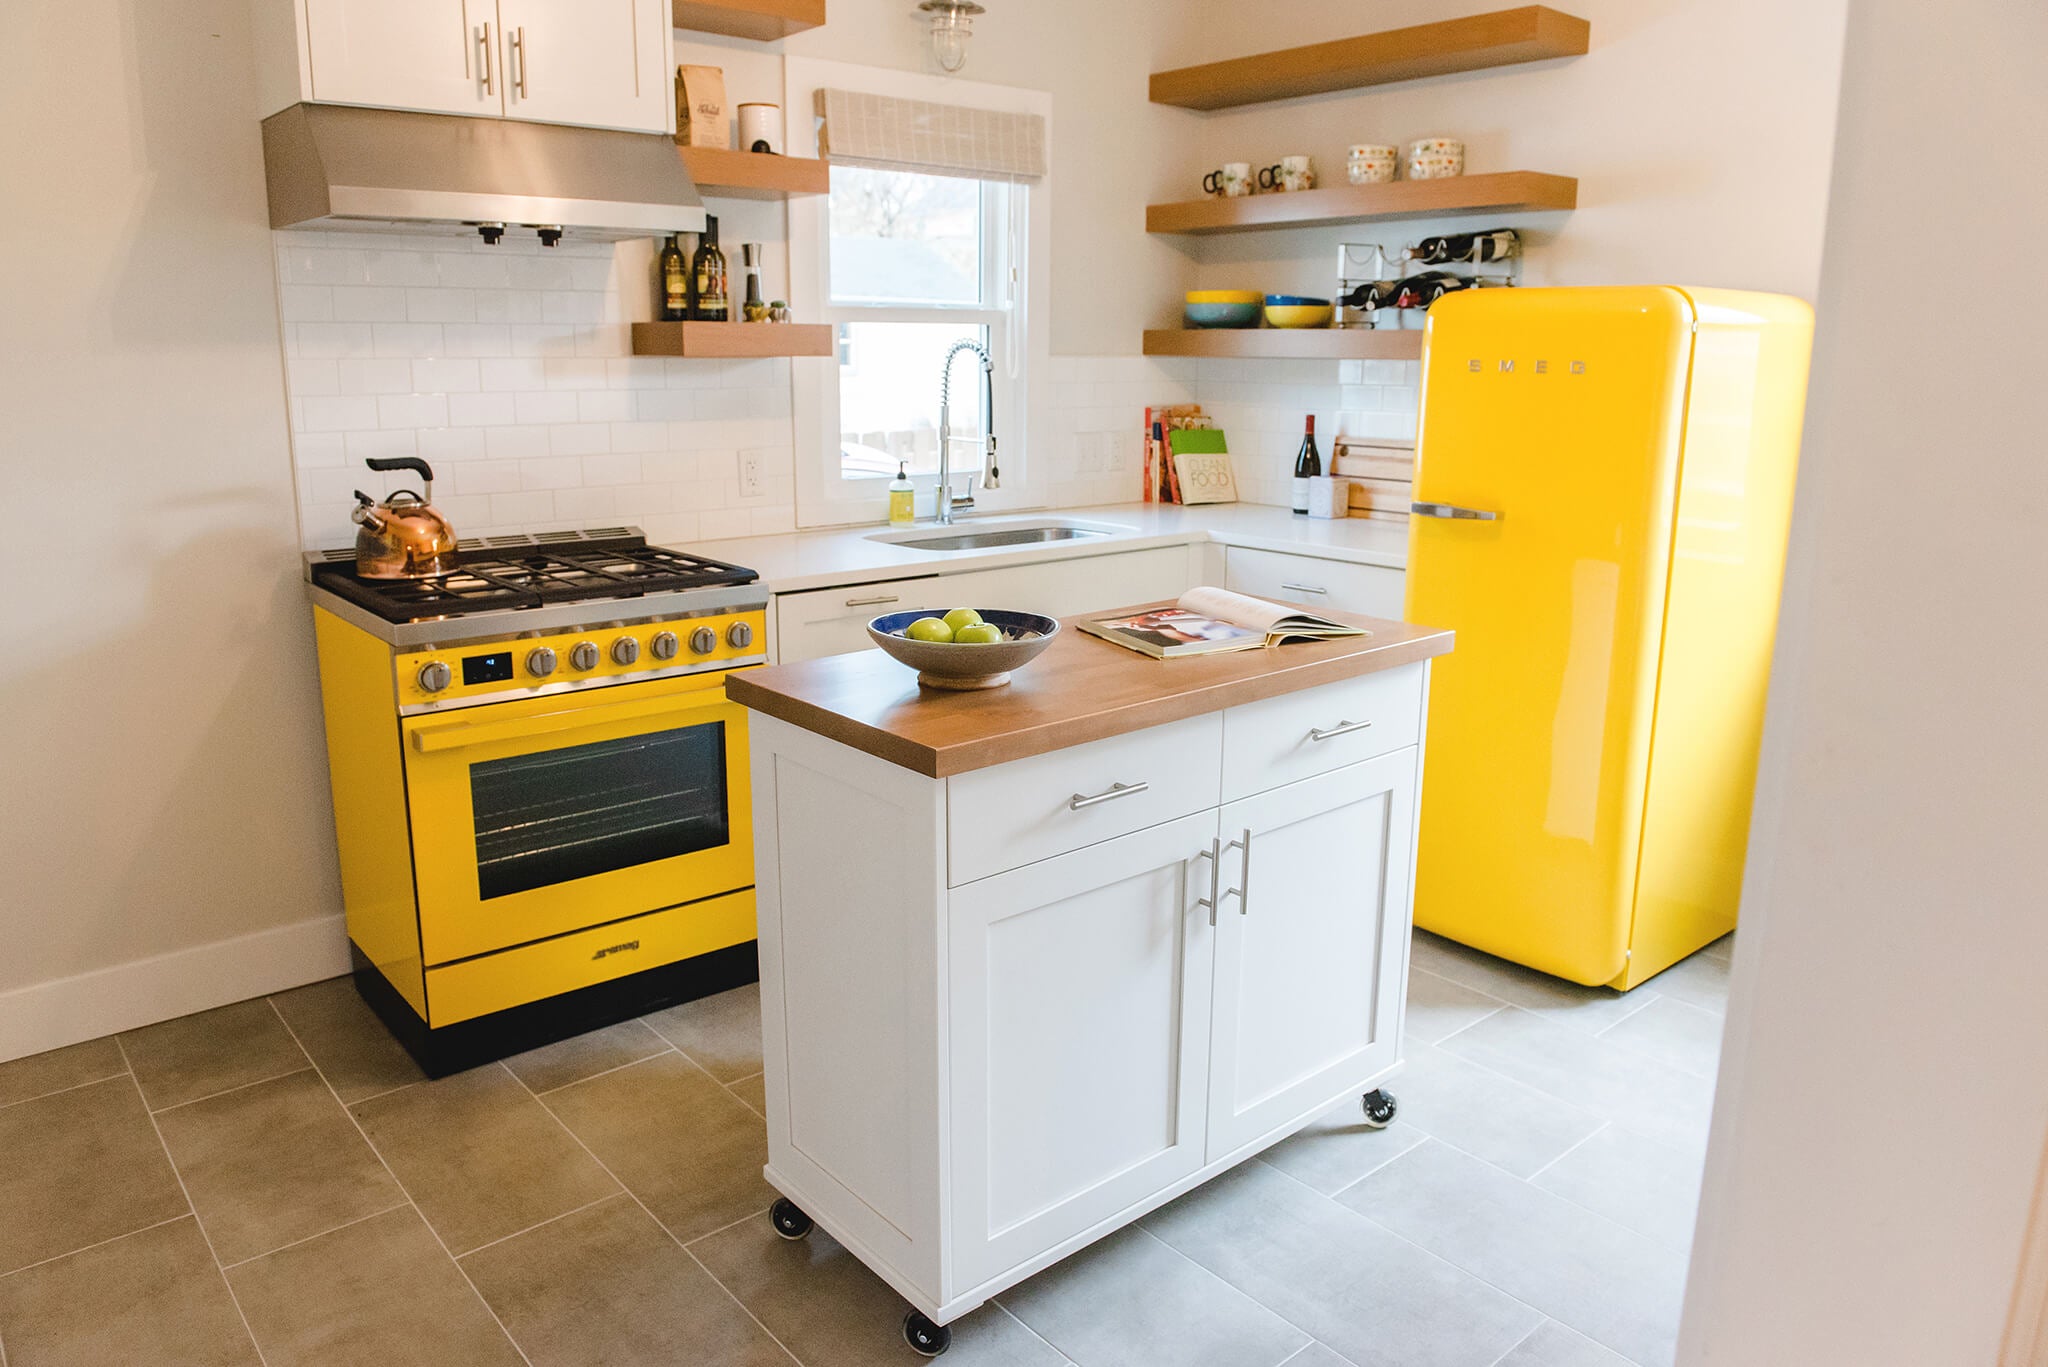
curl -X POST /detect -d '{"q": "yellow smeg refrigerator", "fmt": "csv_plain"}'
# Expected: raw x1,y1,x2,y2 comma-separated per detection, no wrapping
1405,286,1813,989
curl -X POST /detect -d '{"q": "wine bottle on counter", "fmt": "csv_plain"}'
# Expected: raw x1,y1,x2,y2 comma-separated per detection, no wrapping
1411,228,1521,265
1292,415,1320,515
691,215,729,322
659,234,689,321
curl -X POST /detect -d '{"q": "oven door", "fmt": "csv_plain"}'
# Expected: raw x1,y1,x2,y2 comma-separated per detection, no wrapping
401,671,752,966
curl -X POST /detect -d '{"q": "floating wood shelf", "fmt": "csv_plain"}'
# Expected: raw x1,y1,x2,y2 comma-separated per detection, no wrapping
678,145,830,200
632,321,835,358
671,0,824,41
1150,5,1588,111
1147,171,1577,236
1142,329,1423,361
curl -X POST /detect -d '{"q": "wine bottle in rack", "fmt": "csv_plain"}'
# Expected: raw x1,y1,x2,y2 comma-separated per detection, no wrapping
1411,228,1522,265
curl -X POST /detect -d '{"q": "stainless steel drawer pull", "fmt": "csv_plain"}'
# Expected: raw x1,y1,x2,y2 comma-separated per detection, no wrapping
1309,719,1375,743
1281,582,1328,595
844,594,900,607
1412,501,1502,521
1193,839,1221,927
1069,781,1149,811
1223,828,1252,914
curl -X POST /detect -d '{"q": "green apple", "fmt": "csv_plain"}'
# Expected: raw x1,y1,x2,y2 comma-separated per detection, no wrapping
954,623,1004,645
943,607,984,633
904,617,954,643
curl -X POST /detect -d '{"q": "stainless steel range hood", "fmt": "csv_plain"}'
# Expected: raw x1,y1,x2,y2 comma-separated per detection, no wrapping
260,103,706,241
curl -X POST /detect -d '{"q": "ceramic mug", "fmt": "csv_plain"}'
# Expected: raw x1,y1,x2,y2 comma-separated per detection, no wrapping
1408,136,1465,161
1204,162,1253,197
1349,142,1398,162
1280,154,1316,192
1348,155,1397,185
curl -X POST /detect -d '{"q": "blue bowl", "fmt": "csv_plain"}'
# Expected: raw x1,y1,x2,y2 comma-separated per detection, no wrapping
1184,301,1262,329
866,609,1062,691
1264,294,1332,307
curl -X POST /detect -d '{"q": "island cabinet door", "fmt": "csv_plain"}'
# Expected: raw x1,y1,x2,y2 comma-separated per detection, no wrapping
1206,747,1417,1160
946,810,1218,1292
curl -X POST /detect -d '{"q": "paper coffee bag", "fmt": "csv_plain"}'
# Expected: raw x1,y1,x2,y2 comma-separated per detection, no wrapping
676,65,729,148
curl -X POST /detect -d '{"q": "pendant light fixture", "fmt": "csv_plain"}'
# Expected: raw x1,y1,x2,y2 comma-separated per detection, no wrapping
917,0,985,73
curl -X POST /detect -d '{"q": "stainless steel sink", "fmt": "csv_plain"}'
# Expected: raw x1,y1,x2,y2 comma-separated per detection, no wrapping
887,525,1112,552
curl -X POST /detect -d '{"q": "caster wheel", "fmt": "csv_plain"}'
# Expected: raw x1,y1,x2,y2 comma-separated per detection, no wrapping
903,1310,952,1357
1361,1089,1398,1130
769,1198,813,1241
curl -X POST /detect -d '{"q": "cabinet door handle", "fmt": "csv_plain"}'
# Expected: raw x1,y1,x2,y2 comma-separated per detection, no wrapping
1411,501,1501,521
1309,718,1374,743
1193,839,1221,927
510,25,528,97
845,594,899,607
476,24,495,95
1069,781,1148,811
1281,582,1328,596
1223,827,1251,914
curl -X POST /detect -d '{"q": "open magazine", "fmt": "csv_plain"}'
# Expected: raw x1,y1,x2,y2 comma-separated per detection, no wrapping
1078,587,1369,659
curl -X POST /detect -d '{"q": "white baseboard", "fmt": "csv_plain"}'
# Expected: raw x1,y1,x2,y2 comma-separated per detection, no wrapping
0,914,351,1065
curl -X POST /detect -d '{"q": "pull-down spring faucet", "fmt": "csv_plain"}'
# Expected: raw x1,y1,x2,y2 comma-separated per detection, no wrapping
935,339,1000,525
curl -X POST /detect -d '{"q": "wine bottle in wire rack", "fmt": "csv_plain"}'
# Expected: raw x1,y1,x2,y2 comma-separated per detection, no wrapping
1412,228,1521,265
1292,415,1320,515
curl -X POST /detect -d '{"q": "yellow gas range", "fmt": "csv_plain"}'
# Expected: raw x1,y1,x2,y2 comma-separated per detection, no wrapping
305,529,768,1076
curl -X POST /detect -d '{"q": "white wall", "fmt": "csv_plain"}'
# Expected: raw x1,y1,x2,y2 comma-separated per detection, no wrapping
0,0,346,1058
1678,3,2048,1361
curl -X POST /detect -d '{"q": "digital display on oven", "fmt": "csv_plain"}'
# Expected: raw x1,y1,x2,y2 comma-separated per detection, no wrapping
462,652,514,686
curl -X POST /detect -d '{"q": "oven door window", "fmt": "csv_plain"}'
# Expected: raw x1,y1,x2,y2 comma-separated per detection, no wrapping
468,721,728,901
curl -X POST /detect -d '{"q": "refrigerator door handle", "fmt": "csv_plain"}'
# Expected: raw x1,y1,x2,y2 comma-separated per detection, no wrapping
1411,501,1502,521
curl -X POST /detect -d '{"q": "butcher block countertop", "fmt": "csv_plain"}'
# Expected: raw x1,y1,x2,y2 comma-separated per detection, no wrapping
726,603,1454,778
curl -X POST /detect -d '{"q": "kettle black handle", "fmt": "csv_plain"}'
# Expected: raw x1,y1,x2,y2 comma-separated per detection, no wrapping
364,456,435,484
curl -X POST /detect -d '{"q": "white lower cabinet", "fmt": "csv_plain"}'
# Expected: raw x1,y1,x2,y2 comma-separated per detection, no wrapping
946,812,1216,1289
1226,544,1407,620
749,659,1428,1325
1207,751,1415,1156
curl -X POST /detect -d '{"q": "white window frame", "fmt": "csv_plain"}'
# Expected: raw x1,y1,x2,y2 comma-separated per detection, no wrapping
784,57,1053,528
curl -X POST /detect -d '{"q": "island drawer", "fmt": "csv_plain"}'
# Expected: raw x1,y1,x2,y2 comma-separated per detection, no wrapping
947,712,1223,886
1220,662,1424,801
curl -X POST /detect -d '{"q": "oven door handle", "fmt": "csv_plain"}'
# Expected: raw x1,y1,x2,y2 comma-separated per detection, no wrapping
409,688,731,754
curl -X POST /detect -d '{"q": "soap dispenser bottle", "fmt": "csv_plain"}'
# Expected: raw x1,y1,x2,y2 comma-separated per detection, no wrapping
888,460,916,525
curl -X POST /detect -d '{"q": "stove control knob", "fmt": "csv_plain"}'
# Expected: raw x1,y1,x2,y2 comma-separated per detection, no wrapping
726,622,755,650
525,646,558,679
569,641,600,672
417,660,452,694
689,626,718,656
650,630,680,661
611,636,641,667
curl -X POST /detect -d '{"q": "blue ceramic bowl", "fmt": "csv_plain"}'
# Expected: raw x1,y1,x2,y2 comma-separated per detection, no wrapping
867,609,1061,691
1184,301,1262,329
1263,294,1332,307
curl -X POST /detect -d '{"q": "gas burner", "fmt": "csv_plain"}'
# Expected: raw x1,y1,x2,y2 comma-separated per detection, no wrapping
306,531,759,625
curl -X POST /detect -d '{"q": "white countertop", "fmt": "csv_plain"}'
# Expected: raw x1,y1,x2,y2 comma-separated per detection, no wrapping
691,502,1410,595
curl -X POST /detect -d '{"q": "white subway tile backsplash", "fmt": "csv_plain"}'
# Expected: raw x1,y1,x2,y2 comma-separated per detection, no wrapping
546,423,612,457
484,425,551,460
581,452,643,487
300,395,380,432
411,358,480,393
575,391,635,424
378,394,449,429
513,391,578,425
337,358,413,395
520,456,584,491
371,323,444,357
479,358,547,392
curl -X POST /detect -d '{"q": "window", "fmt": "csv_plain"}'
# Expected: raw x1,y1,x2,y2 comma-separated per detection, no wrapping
827,167,1015,483
786,58,1051,528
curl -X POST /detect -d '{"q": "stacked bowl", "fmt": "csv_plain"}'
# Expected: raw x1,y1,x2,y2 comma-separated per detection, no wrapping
1184,289,1263,329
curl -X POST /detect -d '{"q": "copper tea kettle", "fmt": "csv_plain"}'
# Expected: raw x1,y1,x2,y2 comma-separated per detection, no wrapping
352,458,458,580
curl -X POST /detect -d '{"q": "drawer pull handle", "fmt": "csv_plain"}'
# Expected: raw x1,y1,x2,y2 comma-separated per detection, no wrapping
1281,582,1328,595
1309,718,1374,743
1223,827,1251,914
1193,839,1221,927
845,594,900,607
1069,780,1149,811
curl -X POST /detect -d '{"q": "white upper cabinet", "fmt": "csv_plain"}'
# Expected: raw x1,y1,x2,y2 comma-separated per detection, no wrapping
301,0,497,117
496,0,674,135
261,0,675,134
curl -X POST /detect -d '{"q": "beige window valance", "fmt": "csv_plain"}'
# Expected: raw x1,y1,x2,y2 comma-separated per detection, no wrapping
814,88,1046,183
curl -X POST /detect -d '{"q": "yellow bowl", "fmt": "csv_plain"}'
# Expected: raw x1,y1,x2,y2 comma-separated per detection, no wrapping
1187,289,1264,305
1264,303,1335,329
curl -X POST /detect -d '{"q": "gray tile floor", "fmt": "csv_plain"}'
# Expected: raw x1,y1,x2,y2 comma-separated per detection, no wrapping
0,932,1730,1366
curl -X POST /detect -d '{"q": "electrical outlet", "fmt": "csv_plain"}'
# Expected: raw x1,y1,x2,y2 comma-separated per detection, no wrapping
739,450,762,498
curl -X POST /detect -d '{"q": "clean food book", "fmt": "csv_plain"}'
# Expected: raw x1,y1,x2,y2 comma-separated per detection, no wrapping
1079,587,1368,659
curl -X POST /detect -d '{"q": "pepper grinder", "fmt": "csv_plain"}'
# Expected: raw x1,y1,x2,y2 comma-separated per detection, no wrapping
741,243,769,322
